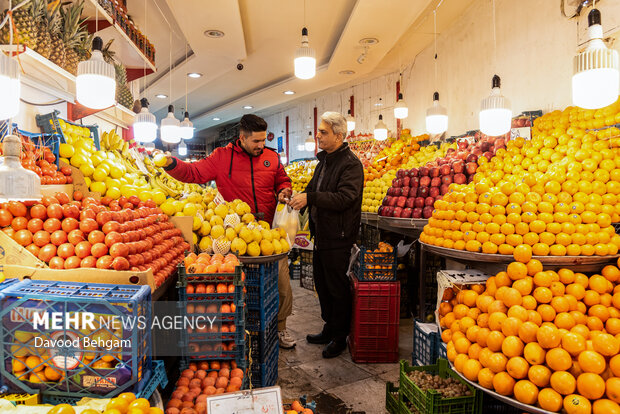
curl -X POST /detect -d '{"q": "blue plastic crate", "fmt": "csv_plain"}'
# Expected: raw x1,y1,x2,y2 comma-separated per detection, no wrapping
42,360,167,405
246,295,278,332
244,262,278,310
0,280,152,400
439,341,447,360
177,264,244,287
250,339,278,388
35,111,100,150
413,319,440,366
248,314,278,363
0,278,19,292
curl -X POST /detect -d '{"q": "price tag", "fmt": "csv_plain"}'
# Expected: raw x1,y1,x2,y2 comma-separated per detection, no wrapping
207,386,284,414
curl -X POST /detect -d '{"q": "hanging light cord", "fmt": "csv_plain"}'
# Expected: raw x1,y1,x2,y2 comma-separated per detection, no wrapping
169,30,172,106
185,42,188,112
433,9,438,88
492,0,497,71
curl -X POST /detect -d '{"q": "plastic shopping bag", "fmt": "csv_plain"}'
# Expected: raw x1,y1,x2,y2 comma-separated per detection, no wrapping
273,203,300,244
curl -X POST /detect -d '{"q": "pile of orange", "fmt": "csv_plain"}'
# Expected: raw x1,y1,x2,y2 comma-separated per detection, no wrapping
363,134,425,182
421,99,620,257
441,256,620,413
46,394,162,414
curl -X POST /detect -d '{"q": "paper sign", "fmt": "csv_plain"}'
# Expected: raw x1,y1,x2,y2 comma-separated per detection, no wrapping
293,231,313,250
206,386,284,414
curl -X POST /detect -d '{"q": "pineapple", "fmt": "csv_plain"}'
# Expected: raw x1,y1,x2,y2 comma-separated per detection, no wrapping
48,1,65,68
1,0,36,49
60,0,87,75
115,63,134,109
32,0,51,58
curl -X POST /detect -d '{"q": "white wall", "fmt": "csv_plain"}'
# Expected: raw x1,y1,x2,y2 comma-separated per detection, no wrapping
262,0,620,159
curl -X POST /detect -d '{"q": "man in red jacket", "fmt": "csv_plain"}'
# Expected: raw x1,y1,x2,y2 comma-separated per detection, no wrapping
162,114,296,348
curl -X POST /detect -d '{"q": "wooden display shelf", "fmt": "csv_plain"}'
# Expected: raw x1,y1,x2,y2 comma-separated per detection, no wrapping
0,45,135,128
83,0,156,77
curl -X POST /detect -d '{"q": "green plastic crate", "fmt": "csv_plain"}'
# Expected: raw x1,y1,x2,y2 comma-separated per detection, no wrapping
385,381,400,414
399,394,419,414
399,359,481,414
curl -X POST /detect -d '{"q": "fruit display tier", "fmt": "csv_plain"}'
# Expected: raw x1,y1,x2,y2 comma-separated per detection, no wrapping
361,212,378,223
421,242,620,270
237,252,289,264
379,217,428,230
448,359,554,414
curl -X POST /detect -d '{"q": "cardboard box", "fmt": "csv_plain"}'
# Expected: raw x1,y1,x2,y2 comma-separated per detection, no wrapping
0,232,45,280
41,184,74,199
4,265,158,292
170,216,194,249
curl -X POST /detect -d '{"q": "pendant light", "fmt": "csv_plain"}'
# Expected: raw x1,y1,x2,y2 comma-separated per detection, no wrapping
294,0,316,79
304,131,316,152
480,75,512,136
178,140,187,156
0,51,20,120
426,92,448,134
180,112,194,140
133,98,157,143
346,109,355,132
179,42,194,139
0,134,40,202
374,115,388,141
161,105,181,144
426,9,448,134
572,7,619,109
479,0,511,136
161,31,180,144
394,93,408,119
76,37,115,109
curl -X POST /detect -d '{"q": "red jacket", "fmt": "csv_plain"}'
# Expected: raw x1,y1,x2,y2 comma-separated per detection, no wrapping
164,140,291,224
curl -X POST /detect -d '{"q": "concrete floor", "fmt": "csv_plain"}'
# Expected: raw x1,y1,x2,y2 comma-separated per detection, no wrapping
278,282,414,414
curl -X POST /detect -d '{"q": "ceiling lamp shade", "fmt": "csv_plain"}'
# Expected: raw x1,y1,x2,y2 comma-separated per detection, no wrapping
572,8,619,109
180,111,194,140
76,37,115,110
394,93,408,119
346,109,355,132
304,131,316,152
294,27,316,79
0,134,40,202
133,98,158,143
373,114,388,141
426,92,448,134
161,105,181,144
479,75,512,136
0,53,20,120
178,140,187,156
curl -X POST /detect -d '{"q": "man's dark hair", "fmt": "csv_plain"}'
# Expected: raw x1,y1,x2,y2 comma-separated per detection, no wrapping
239,114,267,135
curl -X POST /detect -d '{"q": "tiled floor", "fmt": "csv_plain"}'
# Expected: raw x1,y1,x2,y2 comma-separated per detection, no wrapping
278,281,414,414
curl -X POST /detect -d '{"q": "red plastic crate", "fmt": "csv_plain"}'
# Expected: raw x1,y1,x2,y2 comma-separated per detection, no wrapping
348,278,400,363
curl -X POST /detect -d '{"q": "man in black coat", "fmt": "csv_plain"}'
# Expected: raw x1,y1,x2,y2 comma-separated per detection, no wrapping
289,111,364,358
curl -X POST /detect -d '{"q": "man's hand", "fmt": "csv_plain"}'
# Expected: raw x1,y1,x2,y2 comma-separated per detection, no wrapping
153,152,172,168
278,188,292,203
289,193,307,210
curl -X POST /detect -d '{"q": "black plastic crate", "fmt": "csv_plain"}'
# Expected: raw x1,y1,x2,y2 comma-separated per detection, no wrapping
354,245,397,282
250,339,278,388
300,263,314,291
361,224,381,250
290,262,301,280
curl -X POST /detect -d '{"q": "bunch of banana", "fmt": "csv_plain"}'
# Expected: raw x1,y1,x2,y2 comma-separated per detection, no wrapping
100,130,125,151
151,174,180,198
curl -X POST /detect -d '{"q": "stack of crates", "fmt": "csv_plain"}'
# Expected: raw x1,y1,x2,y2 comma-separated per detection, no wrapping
349,244,400,363
299,250,314,291
244,261,279,388
177,264,246,369
0,280,152,403
412,320,440,366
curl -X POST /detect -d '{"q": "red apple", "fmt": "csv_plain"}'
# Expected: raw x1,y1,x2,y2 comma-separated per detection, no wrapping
402,208,412,218
466,162,477,175
409,168,418,177
419,166,429,177
453,160,464,174
418,187,429,198
454,173,467,184
406,197,416,209
429,187,440,198
402,176,410,187
439,164,451,176
408,187,418,198
414,197,425,209
393,207,403,218
396,196,407,208
412,208,423,218
430,177,442,188
441,175,453,185
430,167,440,178
410,177,420,188
440,184,451,195
422,206,434,219
420,176,431,187
425,197,435,207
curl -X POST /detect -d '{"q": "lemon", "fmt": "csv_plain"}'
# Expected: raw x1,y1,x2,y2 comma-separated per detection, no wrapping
183,203,197,217
79,163,95,177
239,227,253,244
70,154,88,168
106,187,121,200
280,238,290,252
204,209,214,221
210,215,224,227
153,153,168,167
160,201,176,216
152,190,166,205
214,204,229,219
59,143,74,158
236,202,252,215
247,241,261,257
110,166,124,179
92,167,108,182
173,200,184,213
272,239,282,254
90,181,106,194
192,232,198,245
261,229,273,242
242,213,255,223
252,229,263,243
258,220,270,230
138,191,152,202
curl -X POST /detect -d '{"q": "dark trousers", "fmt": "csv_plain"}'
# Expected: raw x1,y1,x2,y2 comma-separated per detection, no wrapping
313,246,353,341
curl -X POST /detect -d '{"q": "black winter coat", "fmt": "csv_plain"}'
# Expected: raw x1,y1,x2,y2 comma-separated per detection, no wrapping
304,143,364,250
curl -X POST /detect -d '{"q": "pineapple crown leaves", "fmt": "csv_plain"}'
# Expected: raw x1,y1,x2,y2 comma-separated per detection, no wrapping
101,38,117,64
60,0,87,48
44,0,63,35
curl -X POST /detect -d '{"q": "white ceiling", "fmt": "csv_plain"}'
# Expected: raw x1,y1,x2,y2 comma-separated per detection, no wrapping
127,0,475,136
